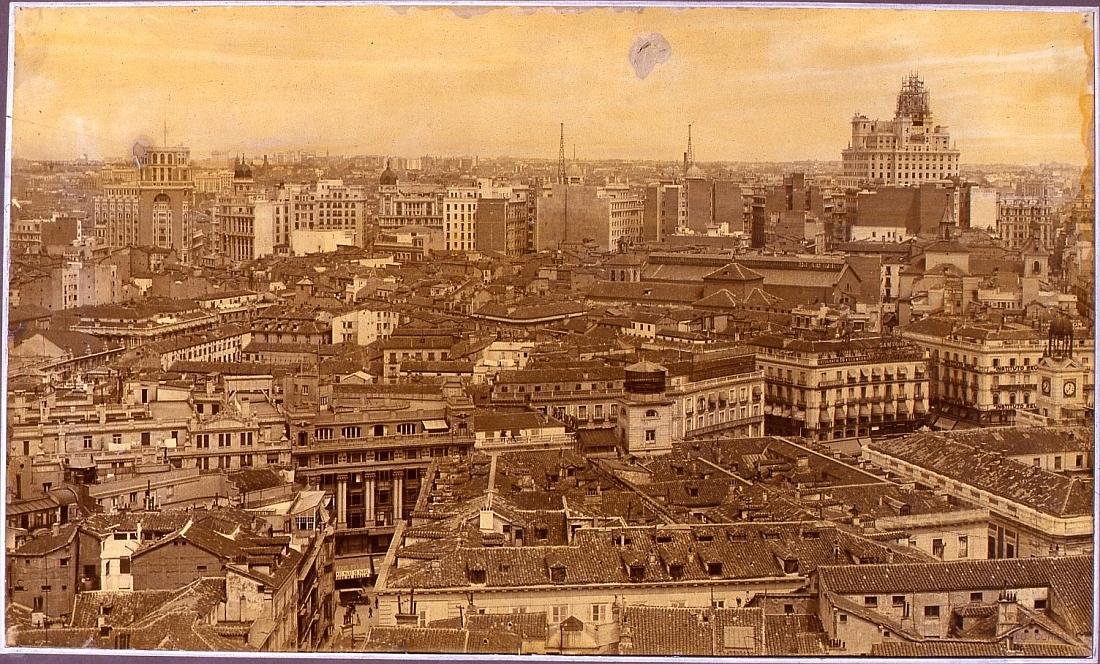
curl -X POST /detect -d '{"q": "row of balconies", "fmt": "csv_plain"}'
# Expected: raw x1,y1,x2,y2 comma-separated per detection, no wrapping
304,432,473,452
774,397,925,412
817,394,917,408
771,400,925,417
492,387,622,402
770,391,916,406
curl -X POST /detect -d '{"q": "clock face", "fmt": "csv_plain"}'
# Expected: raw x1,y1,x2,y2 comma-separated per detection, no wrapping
1063,381,1077,397
1041,378,1051,396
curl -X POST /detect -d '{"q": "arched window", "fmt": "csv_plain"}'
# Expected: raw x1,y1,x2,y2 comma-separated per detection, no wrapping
1033,260,1041,274
645,409,658,418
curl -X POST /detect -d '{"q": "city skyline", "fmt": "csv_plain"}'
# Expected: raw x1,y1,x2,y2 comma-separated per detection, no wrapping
11,5,1095,165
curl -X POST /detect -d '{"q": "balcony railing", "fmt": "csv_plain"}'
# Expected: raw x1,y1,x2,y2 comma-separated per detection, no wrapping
305,432,474,452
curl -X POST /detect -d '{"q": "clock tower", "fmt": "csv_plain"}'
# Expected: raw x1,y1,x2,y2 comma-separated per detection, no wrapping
1033,315,1089,425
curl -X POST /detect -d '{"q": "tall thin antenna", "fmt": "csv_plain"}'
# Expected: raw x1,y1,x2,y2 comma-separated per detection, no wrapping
557,123,566,184
687,124,695,167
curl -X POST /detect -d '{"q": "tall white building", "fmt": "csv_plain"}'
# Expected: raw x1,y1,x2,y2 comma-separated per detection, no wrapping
93,145,194,261
443,186,479,252
312,179,368,237
443,179,517,252
215,178,368,263
842,74,960,186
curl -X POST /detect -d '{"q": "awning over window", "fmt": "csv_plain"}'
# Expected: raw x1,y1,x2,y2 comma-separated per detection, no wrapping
422,419,450,432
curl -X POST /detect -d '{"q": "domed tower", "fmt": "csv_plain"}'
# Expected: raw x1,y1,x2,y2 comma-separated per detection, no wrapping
232,154,255,195
379,160,398,187
684,163,705,181
616,360,674,456
233,155,253,180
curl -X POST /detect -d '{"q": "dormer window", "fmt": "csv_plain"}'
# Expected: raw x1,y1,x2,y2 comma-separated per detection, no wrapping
656,534,672,544
695,533,713,543
783,558,799,574
536,527,548,540
549,564,566,583
628,563,645,582
469,569,486,584
669,563,684,580
706,561,723,577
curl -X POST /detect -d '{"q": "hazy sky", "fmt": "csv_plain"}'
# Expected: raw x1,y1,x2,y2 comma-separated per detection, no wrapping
10,4,1096,165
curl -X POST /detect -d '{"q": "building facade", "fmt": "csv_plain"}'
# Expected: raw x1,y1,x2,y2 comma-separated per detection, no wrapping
842,75,960,186
749,335,930,440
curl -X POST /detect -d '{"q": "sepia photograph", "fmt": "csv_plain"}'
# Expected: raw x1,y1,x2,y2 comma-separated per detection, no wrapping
2,1,1097,659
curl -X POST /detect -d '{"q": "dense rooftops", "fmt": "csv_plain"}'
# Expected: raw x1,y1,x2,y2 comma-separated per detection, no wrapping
868,428,1094,517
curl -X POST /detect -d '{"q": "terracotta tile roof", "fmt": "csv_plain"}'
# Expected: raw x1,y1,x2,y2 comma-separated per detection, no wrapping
227,468,288,494
899,316,956,337
464,612,549,639
620,606,764,656
818,556,1093,605
169,360,295,375
871,641,1090,657
763,613,827,655
692,289,742,311
389,522,908,590
362,626,523,654
30,329,120,357
10,523,77,556
471,410,559,433
585,281,705,304
704,262,765,282
26,578,244,651
869,431,1093,517
472,300,587,321
70,589,177,628
132,521,248,563
937,425,1094,457
82,511,194,537
9,304,52,323
496,366,623,385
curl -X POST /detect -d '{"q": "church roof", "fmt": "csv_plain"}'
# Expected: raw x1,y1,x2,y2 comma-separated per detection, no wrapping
704,262,765,282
